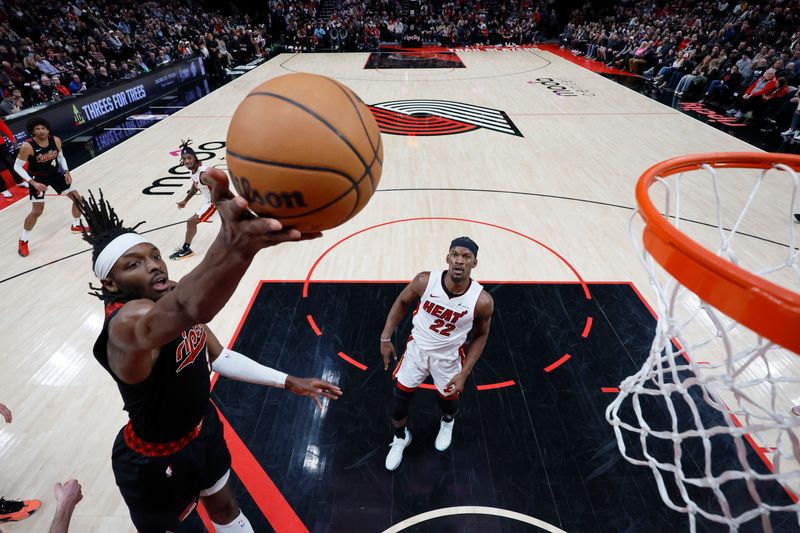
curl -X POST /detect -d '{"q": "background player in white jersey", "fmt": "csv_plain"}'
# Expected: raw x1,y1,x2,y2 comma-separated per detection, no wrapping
379,237,493,471
170,140,218,260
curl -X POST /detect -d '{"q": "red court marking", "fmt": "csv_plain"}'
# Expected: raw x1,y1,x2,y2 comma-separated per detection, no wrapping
511,112,676,116
476,380,516,390
581,316,593,338
600,387,620,393
228,280,264,348
302,217,591,300
210,282,312,529
535,44,637,77
0,188,75,211
0,189,26,211
306,314,322,336
370,107,479,136
216,407,310,532
544,354,571,373
337,351,367,371
627,281,657,319
197,504,216,532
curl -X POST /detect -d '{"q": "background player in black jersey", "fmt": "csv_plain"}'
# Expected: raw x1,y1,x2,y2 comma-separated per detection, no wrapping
79,185,341,533
14,118,85,257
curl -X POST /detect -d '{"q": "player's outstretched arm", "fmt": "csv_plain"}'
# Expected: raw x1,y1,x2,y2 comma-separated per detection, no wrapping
205,327,342,410
109,180,322,360
176,183,197,208
379,272,428,370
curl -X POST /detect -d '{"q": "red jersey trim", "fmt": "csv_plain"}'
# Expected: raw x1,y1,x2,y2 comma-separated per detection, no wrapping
123,419,203,457
105,301,124,318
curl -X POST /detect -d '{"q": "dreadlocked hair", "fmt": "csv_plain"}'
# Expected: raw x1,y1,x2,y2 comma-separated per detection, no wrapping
179,138,196,158
79,189,145,302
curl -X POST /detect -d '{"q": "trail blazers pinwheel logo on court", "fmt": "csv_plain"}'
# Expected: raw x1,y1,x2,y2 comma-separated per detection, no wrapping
369,100,523,137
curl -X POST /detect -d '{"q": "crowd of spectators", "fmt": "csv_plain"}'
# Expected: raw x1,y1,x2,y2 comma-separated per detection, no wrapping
0,0,271,116
560,0,800,140
275,0,558,52
0,0,560,117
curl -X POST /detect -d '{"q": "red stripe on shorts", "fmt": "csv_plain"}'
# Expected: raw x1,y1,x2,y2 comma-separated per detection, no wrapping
198,204,217,223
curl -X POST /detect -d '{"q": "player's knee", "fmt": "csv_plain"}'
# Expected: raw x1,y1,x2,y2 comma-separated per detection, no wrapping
437,396,459,418
204,493,239,524
390,386,414,421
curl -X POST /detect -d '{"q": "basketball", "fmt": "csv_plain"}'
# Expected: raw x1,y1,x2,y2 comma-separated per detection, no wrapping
225,73,383,232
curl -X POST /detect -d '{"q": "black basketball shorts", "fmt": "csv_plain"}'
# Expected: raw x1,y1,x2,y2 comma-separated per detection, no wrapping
28,172,73,201
111,402,232,533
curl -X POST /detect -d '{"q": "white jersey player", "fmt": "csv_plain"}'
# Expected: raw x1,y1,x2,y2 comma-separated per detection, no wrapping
170,140,219,260
380,237,494,471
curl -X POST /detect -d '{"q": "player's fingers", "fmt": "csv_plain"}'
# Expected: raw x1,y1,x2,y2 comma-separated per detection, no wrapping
222,195,250,217
317,381,342,395
313,395,323,410
320,390,341,400
240,215,285,234
260,229,304,244
210,174,234,202
315,383,342,398
298,232,323,241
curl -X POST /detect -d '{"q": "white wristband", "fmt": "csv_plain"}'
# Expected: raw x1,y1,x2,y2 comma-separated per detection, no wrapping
211,348,288,388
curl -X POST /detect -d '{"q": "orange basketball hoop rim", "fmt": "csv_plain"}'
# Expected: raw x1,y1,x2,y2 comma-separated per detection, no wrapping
636,152,800,354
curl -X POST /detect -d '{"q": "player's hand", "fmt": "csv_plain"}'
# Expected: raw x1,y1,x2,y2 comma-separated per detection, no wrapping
54,479,83,508
213,179,321,256
30,180,46,193
381,341,397,371
64,171,72,185
285,376,342,410
443,372,467,397
176,200,187,209
0,403,11,423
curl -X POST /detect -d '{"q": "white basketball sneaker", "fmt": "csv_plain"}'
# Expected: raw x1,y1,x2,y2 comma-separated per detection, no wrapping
435,418,454,451
385,428,412,471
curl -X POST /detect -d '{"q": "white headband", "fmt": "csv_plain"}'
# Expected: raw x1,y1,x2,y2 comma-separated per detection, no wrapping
93,233,151,279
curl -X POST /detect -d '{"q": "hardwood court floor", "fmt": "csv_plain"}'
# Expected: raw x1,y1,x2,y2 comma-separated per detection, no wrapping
0,48,796,532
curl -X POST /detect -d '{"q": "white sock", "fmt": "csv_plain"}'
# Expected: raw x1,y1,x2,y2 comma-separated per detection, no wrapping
212,511,254,532
73,218,80,226
20,229,29,242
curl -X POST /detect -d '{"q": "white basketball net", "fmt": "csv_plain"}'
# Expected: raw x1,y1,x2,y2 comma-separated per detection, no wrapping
606,159,800,532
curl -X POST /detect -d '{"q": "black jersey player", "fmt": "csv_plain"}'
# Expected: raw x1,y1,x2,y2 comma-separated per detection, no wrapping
79,184,340,533
14,117,85,257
